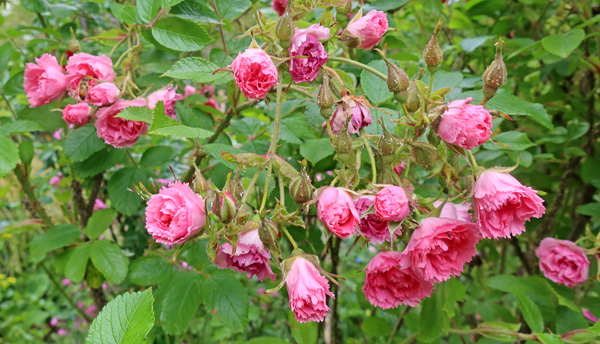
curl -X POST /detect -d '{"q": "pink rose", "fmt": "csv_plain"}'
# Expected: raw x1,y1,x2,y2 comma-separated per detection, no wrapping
184,85,197,98
24,53,67,107
400,217,481,283
374,185,410,222
583,309,598,323
50,317,59,327
473,171,545,239
317,187,359,238
363,251,433,309
355,196,401,245
204,98,219,110
437,97,492,150
53,129,63,140
147,85,184,118
346,11,389,50
288,24,330,83
50,172,63,187
393,162,406,176
94,99,147,148
215,229,277,282
285,256,334,323
87,83,119,106
232,48,278,100
93,199,107,211
144,181,206,245
57,329,68,336
535,238,589,288
65,53,115,97
433,201,473,222
329,101,372,134
62,102,90,126
271,0,288,16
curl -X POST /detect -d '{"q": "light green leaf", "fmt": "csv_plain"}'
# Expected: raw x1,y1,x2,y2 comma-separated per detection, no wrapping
151,17,213,52
85,209,118,240
361,316,392,337
514,291,544,333
0,136,18,177
202,272,249,330
141,146,175,168
534,333,563,344
230,117,263,137
460,35,495,53
115,106,153,123
214,0,250,20
369,0,408,11
0,120,43,135
162,57,227,83
154,271,203,335
171,0,220,23
148,105,214,139
64,125,106,162
202,144,245,169
246,338,288,344
107,167,146,216
85,289,154,344
300,138,335,166
65,243,91,283
419,294,443,343
289,312,318,344
576,203,600,217
438,278,466,318
361,60,392,104
542,29,585,58
128,256,171,286
29,224,80,263
137,0,161,23
478,322,520,342
90,240,129,284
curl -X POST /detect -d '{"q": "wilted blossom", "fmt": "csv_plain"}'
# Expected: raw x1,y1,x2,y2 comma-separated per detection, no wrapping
144,181,206,245
285,256,334,323
473,171,545,239
95,99,148,148
93,199,107,211
147,85,184,118
24,53,68,107
363,251,433,309
374,185,410,222
345,10,389,50
437,97,492,150
433,200,473,223
232,48,278,100
271,0,287,16
184,85,197,98
393,162,406,176
65,53,115,97
536,238,589,288
400,217,481,283
288,24,330,83
317,187,359,238
215,229,277,282
62,102,90,126
329,99,372,134
355,196,401,245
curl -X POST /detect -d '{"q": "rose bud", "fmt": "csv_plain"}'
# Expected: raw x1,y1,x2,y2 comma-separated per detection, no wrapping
284,256,334,322
423,19,443,72
482,36,507,99
87,83,119,106
24,54,68,107
331,129,353,154
437,97,492,150
355,196,401,245
535,238,589,288
335,0,352,15
192,165,208,197
386,60,409,94
363,251,433,309
95,99,147,148
344,10,389,50
271,0,287,16
147,85,184,118
258,218,281,259
184,85,197,98
473,170,545,239
62,102,90,126
211,191,237,224
288,24,330,83
377,125,401,157
226,174,245,202
432,200,473,223
275,7,294,44
393,162,406,176
232,46,278,100
317,75,335,112
145,181,206,245
215,229,277,282
400,217,481,283
405,80,420,112
374,185,410,222
65,53,115,98
317,187,359,238
289,167,313,204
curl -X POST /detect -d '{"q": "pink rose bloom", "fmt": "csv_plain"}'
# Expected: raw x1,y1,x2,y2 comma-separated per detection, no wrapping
433,201,473,222
57,329,68,336
65,53,115,96
61,278,72,286
437,97,492,150
53,129,63,140
374,185,410,222
583,309,598,323
62,102,90,126
50,317,58,327
271,0,287,16
184,85,197,98
157,178,171,185
24,53,67,107
473,171,545,239
535,238,589,288
329,101,372,134
317,187,359,238
93,199,107,211
285,256,334,322
363,251,433,309
393,162,406,176
355,196,401,245
87,83,119,106
215,229,277,282
147,85,184,118
288,24,330,83
232,48,278,100
49,172,63,187
346,10,389,50
204,98,219,110
145,181,206,245
94,99,147,148
400,217,481,283
200,85,214,96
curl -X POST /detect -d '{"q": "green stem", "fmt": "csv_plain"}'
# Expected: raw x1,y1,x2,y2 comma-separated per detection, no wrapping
268,76,284,156
42,263,92,323
328,56,388,81
362,132,377,183
259,160,273,214
467,150,479,168
14,165,52,227
428,71,435,97
278,172,285,203
209,0,229,55
280,226,298,249
239,163,266,209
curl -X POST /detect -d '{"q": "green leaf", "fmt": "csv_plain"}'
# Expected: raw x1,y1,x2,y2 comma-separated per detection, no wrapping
141,146,175,168
18,104,64,131
246,338,288,344
148,102,213,139
154,271,203,335
438,278,466,318
542,29,585,58
128,256,171,286
361,316,392,336
151,17,213,52
0,136,18,177
90,240,129,284
85,289,154,344
108,167,146,216
300,138,335,166
485,131,534,151
230,117,263,137
0,42,14,71
64,125,106,162
0,120,43,135
419,294,443,343
460,35,495,53
19,140,34,165
576,203,600,217
202,144,245,169
514,291,544,333
478,322,520,342
115,106,153,123
110,2,142,25
85,209,118,240
202,272,249,330
361,60,392,104
29,224,80,263
288,312,318,344
214,0,251,20
137,0,161,23
534,333,564,344
171,0,220,23
369,0,408,11
65,243,91,283
73,148,128,178
162,57,226,83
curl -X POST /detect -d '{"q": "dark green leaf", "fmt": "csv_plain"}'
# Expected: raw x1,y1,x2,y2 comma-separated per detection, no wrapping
154,271,203,335
149,102,213,139
108,167,146,216
419,294,443,342
115,106,153,123
85,209,118,240
289,312,318,344
141,146,175,168
202,272,249,330
0,120,43,135
137,0,161,23
214,0,250,20
65,243,91,283
361,60,392,104
90,240,129,284
128,256,171,286
162,57,226,83
300,138,335,166
18,104,64,131
576,203,600,217
230,117,263,137
514,291,544,333
29,224,80,263
361,316,392,336
171,0,220,23
73,148,128,178
64,125,106,162
484,131,534,151
151,17,213,52
0,135,18,177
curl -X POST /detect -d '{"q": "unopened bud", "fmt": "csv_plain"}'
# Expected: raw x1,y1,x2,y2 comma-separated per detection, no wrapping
317,75,335,109
411,142,438,168
69,27,81,54
259,219,281,258
378,126,401,157
289,166,313,204
331,129,353,154
335,0,353,15
211,191,237,224
226,174,244,202
340,29,360,49
386,61,409,93
482,37,507,98
192,165,208,197
276,10,295,43
405,80,420,112
423,19,443,73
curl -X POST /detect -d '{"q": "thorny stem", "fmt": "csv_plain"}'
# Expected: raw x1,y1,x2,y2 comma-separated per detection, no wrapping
328,56,388,81
362,132,377,183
